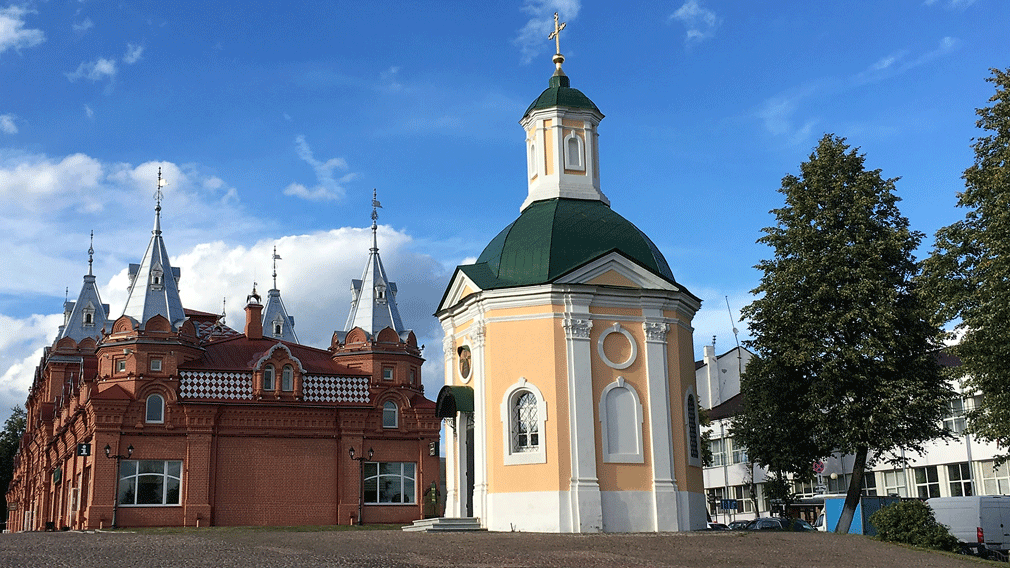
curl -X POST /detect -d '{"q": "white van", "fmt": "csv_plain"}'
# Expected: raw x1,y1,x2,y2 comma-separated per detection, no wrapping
927,495,1010,556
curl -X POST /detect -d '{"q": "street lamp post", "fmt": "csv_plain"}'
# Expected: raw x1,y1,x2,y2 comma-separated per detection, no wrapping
104,443,133,529
348,446,373,526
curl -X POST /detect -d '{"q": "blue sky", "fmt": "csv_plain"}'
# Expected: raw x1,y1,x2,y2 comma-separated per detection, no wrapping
0,0,1005,422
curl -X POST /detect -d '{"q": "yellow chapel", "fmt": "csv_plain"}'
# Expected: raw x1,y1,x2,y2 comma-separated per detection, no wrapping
434,21,707,533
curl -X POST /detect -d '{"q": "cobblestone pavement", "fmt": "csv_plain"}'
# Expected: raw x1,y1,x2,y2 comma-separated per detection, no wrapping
0,528,987,568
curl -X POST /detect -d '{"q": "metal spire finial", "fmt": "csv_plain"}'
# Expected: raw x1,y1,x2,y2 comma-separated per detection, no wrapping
153,167,168,235
272,245,282,290
548,12,567,70
87,230,94,276
370,189,382,253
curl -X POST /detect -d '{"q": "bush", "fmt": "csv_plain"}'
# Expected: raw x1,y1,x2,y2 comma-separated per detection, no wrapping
869,500,960,551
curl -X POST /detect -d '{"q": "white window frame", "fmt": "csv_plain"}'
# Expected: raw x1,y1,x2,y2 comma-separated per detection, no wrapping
145,394,164,424
948,462,974,496
500,377,547,465
563,130,585,171
263,364,275,391
383,401,398,429
382,367,394,381
710,437,727,467
150,359,162,372
118,460,182,506
598,377,644,463
981,460,1010,494
363,462,416,504
914,465,941,499
882,469,908,497
281,365,294,392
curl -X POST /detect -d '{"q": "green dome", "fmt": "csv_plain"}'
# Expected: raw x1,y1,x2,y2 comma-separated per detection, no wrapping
523,73,601,119
462,198,675,289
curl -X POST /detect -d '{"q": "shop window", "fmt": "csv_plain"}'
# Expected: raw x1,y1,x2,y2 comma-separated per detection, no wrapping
363,462,416,504
118,460,182,506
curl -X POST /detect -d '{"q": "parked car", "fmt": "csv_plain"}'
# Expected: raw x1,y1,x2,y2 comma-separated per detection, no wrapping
745,517,816,531
728,520,750,530
705,522,730,530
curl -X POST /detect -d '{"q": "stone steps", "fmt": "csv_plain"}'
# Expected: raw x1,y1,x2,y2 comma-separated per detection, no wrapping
402,517,486,532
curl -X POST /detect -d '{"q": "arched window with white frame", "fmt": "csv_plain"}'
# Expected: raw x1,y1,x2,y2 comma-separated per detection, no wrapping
263,364,275,391
599,377,644,463
282,364,294,391
146,394,164,424
383,400,398,428
500,378,547,465
564,130,585,171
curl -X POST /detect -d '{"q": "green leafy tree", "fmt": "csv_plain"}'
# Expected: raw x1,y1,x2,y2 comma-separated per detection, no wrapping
1,406,27,524
735,134,952,534
922,69,1010,450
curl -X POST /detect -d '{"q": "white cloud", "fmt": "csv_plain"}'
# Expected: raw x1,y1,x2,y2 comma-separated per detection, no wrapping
123,43,143,64
924,0,976,9
282,135,356,201
84,104,94,118
756,87,818,145
66,57,117,82
0,6,44,55
0,313,63,417
0,152,105,208
0,113,16,134
513,0,580,64
73,17,94,34
670,0,720,45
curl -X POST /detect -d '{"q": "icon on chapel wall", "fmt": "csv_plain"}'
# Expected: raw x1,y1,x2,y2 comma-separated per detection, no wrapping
458,346,471,381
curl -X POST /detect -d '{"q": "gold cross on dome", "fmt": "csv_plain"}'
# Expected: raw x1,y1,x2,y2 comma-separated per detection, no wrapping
548,12,566,55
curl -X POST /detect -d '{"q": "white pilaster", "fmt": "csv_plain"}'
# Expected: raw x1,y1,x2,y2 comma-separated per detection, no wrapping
441,331,459,517
563,294,602,533
470,319,488,523
642,316,679,531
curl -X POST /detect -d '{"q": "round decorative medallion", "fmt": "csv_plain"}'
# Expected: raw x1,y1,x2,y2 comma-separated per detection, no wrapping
458,346,471,383
597,323,637,370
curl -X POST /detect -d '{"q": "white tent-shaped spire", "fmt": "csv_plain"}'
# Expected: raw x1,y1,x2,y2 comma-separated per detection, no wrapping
121,169,186,329
344,190,406,336
263,245,298,342
58,231,111,342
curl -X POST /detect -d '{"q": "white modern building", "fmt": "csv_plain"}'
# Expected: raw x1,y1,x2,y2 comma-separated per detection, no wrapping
699,345,1005,524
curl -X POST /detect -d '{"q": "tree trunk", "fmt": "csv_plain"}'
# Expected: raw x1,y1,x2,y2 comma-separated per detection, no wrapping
835,445,868,534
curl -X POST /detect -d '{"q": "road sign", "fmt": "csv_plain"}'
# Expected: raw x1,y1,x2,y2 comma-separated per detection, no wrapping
813,460,825,473
720,499,738,511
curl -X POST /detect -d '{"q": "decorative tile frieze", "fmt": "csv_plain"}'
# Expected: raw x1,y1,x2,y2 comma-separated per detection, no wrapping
179,371,253,400
302,375,370,403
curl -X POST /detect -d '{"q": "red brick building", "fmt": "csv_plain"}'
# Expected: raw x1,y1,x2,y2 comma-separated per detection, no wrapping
5,188,440,530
